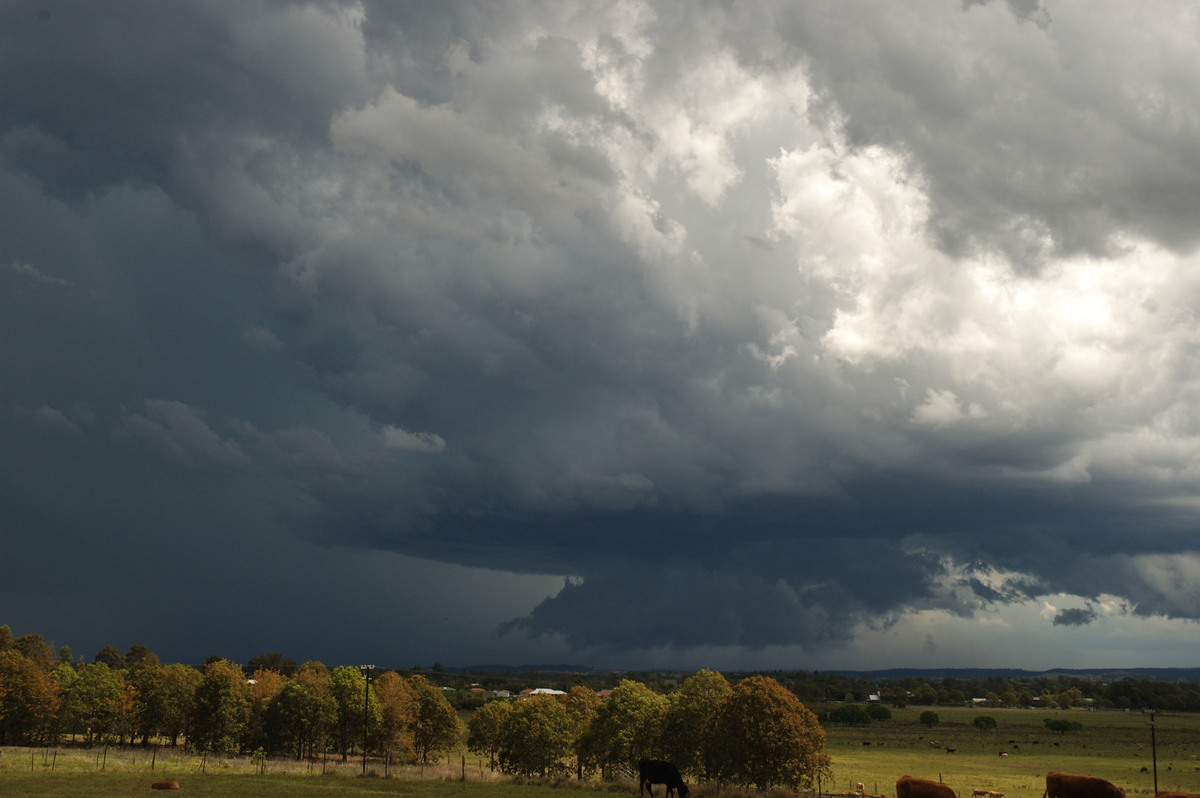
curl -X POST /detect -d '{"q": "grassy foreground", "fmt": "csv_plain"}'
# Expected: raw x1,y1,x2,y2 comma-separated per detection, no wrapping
822,706,1200,798
3,706,1197,798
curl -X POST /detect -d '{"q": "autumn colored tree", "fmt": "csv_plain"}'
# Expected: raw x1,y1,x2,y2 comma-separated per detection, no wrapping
409,674,463,763
662,669,731,778
374,670,417,762
563,685,601,778
245,667,286,751
578,679,667,771
190,659,250,753
467,699,512,770
707,675,830,791
0,650,58,744
497,695,573,777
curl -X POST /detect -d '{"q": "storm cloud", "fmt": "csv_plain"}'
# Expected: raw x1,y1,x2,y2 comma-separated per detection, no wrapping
3,0,1200,669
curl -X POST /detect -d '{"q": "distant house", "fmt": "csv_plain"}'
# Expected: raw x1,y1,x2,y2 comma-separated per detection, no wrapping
526,688,566,696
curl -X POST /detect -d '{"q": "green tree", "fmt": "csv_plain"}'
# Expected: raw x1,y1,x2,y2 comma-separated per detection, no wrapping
125,652,169,746
264,678,337,758
497,695,573,777
468,699,512,770
13,633,54,670
578,679,667,771
329,665,382,761
706,675,830,791
190,659,250,754
829,704,873,727
973,715,998,730
1043,717,1083,733
662,669,731,779
160,664,201,747
62,662,125,745
919,710,940,727
866,704,892,721
93,645,125,669
409,674,463,763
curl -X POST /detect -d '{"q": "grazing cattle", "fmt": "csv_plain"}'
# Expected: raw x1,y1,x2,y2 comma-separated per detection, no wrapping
946,748,957,754
638,760,689,798
974,790,991,797
1156,793,1200,798
897,775,957,798
1000,752,1009,758
858,783,867,793
151,781,181,790
1044,772,1124,798
1140,768,1149,774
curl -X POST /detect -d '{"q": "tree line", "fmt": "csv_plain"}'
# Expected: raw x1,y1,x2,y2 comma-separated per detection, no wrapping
466,671,830,791
0,627,832,790
0,628,461,765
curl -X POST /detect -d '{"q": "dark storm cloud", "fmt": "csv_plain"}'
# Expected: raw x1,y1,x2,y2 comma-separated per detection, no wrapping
5,0,1200,667
1053,608,1097,627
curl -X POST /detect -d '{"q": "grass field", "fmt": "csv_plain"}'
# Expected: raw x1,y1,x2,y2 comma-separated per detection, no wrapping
1,706,1195,798
822,706,1200,798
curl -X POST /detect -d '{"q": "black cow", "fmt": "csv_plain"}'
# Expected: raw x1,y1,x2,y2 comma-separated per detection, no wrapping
638,759,689,798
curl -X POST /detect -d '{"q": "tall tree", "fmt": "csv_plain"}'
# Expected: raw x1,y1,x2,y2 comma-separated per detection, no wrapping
497,695,573,777
329,665,381,761
13,633,54,670
263,678,336,758
563,685,601,778
662,669,732,778
0,650,58,745
409,674,463,763
578,679,667,772
707,675,830,791
62,662,125,746
190,659,250,754
125,652,168,746
245,668,286,752
93,645,125,669
160,664,201,747
374,670,417,762
467,699,512,770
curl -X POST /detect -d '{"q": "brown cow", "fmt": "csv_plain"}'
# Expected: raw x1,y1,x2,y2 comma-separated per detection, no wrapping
1044,772,1124,798
898,775,957,798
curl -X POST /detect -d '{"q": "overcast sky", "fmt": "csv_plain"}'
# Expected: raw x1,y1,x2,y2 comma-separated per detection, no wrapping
5,0,1200,673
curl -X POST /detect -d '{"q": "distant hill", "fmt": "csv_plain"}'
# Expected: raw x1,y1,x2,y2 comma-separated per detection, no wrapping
455,664,1200,683
826,667,1200,683
458,663,598,674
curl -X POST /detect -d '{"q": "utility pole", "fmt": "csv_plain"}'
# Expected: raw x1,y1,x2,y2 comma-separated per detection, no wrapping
1151,710,1158,795
360,665,374,775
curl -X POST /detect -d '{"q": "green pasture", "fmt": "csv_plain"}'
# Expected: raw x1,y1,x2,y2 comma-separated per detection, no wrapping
2,707,1196,798
822,706,1200,798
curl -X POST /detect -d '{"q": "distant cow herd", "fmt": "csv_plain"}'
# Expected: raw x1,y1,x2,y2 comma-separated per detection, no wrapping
634,765,1195,798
